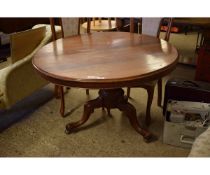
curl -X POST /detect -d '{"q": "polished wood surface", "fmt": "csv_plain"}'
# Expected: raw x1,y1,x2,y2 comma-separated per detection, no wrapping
33,32,178,89
82,19,117,31
33,31,178,142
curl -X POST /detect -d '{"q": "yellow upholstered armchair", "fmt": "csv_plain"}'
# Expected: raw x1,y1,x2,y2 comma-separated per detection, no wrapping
0,24,61,110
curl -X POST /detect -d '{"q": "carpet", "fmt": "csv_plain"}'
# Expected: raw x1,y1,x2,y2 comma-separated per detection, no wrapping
0,64,195,157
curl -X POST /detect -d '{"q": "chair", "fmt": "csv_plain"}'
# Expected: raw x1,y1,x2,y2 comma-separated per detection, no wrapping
50,18,91,117
0,25,58,110
127,17,173,125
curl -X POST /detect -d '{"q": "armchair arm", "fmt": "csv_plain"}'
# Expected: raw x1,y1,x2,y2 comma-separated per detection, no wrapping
0,57,48,108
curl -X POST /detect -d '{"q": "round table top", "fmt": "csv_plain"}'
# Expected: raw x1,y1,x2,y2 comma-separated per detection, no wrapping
33,32,178,89
82,20,117,31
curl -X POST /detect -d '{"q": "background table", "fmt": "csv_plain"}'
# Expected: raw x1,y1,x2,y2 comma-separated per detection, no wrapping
82,19,117,32
33,32,178,142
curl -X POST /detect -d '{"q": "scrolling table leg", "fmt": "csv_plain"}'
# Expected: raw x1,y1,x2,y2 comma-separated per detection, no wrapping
65,88,156,143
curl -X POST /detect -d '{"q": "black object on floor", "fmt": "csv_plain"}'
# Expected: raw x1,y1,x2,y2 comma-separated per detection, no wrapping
163,78,210,115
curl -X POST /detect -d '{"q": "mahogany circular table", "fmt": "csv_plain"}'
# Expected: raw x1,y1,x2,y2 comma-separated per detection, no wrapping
32,32,179,142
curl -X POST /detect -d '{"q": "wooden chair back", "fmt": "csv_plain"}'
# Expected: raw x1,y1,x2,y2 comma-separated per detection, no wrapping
49,18,91,41
129,17,173,41
142,18,162,37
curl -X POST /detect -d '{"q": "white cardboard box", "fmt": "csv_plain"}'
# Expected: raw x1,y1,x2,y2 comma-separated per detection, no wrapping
163,100,210,149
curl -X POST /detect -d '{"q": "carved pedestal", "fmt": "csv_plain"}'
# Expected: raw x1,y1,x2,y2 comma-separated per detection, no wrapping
65,88,156,143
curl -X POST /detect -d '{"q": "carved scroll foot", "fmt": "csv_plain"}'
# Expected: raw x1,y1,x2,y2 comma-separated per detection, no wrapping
65,98,102,134
117,97,156,142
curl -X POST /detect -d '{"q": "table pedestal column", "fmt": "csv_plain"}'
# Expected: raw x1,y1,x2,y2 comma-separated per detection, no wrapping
65,88,156,142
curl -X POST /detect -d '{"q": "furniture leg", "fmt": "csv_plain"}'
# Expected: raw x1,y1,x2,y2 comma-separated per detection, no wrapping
107,107,111,116
127,87,131,98
157,78,162,107
86,89,89,95
59,86,65,117
117,100,155,142
65,88,156,143
108,18,111,28
65,97,102,134
145,85,155,126
196,31,201,52
54,85,60,99
93,18,95,26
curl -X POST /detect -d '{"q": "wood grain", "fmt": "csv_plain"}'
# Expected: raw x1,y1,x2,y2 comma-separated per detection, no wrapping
33,32,178,89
